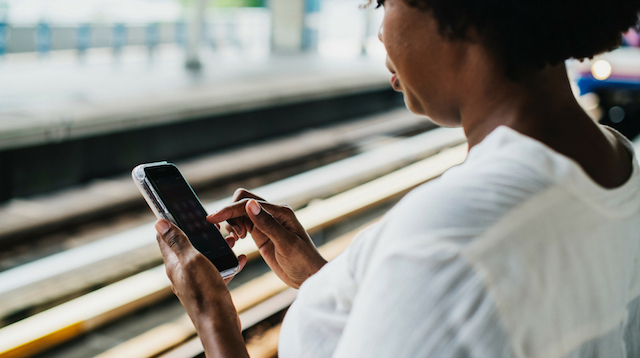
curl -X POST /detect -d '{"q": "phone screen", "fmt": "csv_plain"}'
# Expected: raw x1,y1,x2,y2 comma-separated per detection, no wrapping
144,165,238,272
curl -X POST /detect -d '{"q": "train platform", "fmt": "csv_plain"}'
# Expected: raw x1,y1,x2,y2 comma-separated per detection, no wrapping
0,45,391,151
0,46,401,201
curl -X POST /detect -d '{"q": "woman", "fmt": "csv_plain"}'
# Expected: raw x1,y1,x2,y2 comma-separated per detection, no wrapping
154,0,640,356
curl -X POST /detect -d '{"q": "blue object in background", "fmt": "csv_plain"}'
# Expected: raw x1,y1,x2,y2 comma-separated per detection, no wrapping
77,23,91,52
203,21,216,49
0,22,7,56
577,77,640,96
146,23,159,51
36,22,51,54
113,23,127,51
302,0,321,50
175,21,186,47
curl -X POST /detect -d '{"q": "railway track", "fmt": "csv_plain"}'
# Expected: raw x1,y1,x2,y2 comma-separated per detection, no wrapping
0,108,435,309
0,107,432,245
0,115,468,358
0,124,464,322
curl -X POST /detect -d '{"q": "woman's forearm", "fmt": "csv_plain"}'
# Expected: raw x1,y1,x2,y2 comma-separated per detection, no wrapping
154,220,251,357
195,309,249,358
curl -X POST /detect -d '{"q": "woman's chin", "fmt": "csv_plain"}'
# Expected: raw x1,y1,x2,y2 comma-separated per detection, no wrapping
402,95,425,117
402,97,461,127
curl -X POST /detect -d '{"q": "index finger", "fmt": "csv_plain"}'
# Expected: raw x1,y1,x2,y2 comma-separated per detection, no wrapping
232,188,266,202
207,199,251,223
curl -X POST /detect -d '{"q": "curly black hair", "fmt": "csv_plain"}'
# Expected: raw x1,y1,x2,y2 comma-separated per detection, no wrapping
378,0,640,77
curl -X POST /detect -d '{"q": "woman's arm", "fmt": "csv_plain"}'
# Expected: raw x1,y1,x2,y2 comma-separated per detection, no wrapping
155,220,249,358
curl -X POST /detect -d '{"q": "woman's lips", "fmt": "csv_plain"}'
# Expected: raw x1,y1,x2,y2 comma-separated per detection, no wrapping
390,74,401,91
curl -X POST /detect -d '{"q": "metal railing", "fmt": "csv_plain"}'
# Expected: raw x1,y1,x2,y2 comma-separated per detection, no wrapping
0,8,271,56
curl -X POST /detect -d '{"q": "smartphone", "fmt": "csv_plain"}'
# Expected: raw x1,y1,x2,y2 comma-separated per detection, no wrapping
132,161,240,278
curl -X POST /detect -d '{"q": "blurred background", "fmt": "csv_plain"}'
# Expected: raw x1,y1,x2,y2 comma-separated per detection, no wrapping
0,0,391,201
0,1,638,357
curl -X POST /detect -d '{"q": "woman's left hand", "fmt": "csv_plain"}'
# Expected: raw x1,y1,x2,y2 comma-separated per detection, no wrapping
155,219,249,358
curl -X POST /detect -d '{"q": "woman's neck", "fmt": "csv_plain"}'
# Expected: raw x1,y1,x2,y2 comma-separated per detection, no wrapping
459,64,632,188
460,65,577,147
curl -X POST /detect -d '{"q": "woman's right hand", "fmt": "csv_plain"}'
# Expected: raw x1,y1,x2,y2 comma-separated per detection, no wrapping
207,189,327,289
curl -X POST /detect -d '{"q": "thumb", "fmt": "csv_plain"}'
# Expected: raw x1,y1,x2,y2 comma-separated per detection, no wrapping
245,200,296,248
155,219,194,259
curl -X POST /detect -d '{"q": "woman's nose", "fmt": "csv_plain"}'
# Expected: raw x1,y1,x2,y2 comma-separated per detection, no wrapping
378,25,384,43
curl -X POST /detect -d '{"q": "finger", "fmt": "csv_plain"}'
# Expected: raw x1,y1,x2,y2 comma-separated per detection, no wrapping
225,235,237,249
232,224,243,238
228,189,266,237
156,234,178,264
207,200,250,223
257,202,308,235
238,254,247,271
155,219,195,259
223,254,247,285
224,223,240,240
208,193,274,224
239,202,307,241
230,201,294,237
232,188,265,202
210,200,292,237
209,202,254,238
227,216,251,238
156,234,180,280
226,223,241,239
245,200,297,249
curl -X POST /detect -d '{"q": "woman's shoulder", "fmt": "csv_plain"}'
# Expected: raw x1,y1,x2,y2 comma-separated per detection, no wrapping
386,131,555,238
348,125,584,274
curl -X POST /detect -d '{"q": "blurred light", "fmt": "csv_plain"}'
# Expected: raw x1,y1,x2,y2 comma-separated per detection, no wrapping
609,106,626,123
577,92,602,122
591,60,612,80
578,92,600,111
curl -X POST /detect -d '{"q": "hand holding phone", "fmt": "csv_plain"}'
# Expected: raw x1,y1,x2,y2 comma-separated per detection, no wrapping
154,218,249,358
132,161,240,278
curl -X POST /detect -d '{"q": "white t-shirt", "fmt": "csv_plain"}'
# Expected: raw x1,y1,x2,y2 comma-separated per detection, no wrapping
279,125,640,358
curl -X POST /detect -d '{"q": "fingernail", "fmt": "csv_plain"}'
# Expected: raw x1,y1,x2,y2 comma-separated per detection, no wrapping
248,200,261,216
156,220,171,235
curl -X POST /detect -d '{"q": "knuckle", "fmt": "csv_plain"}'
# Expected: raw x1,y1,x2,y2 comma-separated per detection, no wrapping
262,215,279,230
166,231,183,249
233,188,249,200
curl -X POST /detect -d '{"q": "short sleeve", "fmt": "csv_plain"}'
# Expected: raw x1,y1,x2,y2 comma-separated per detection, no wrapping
330,241,515,358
